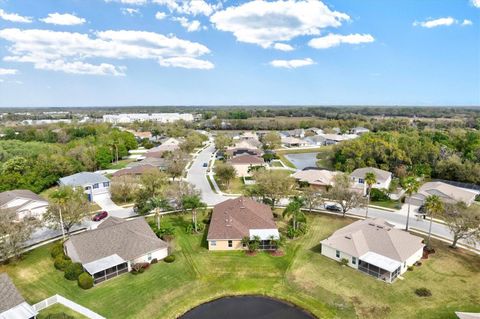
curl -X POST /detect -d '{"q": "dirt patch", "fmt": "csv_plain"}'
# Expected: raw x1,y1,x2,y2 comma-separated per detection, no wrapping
270,250,285,257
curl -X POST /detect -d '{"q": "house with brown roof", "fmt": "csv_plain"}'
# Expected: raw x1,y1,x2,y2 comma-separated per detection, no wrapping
321,218,424,283
291,169,338,191
64,217,168,285
0,190,48,220
112,164,158,178
207,197,279,251
0,273,37,319
226,139,262,157
407,181,478,207
227,154,266,177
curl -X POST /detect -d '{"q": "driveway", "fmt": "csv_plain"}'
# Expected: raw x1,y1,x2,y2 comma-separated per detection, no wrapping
186,143,237,206
93,193,135,218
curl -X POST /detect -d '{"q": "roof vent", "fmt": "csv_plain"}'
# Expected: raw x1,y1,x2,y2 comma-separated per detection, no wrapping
345,235,351,240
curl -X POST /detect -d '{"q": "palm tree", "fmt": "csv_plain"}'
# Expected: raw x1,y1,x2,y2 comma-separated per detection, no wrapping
50,186,72,240
283,196,305,232
364,172,377,218
403,176,420,231
148,197,170,230
181,195,206,233
424,195,444,248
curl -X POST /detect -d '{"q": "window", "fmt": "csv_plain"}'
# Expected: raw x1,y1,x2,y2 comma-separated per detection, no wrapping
358,178,364,184
404,262,406,268
93,183,99,189
352,257,357,265
336,250,340,258
210,241,216,247
103,182,110,187
148,253,152,261
228,240,233,248
84,186,90,191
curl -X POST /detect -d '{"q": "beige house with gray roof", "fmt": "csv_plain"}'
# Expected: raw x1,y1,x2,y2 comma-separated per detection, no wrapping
350,167,393,195
0,273,37,319
64,217,168,284
0,190,48,221
321,218,424,283
407,181,478,207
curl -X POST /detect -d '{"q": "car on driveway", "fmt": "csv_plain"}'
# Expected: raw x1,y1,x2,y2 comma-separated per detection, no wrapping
325,204,342,212
92,211,108,221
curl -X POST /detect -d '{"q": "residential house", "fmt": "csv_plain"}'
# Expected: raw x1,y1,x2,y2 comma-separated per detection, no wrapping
0,273,38,319
240,131,259,140
280,129,305,138
321,218,424,283
281,136,309,148
321,133,358,145
64,217,168,285
112,164,158,178
207,197,279,251
456,312,480,319
350,167,392,195
128,157,168,170
351,127,370,135
226,140,262,157
145,137,181,157
407,181,478,207
103,113,194,124
292,169,338,191
59,172,110,202
305,135,326,146
0,190,48,220
307,127,324,135
228,154,265,177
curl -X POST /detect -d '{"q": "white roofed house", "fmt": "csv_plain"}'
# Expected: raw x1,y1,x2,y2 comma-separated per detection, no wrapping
292,169,338,191
350,167,393,196
406,181,479,207
320,218,424,283
351,127,370,135
58,172,110,202
281,136,309,148
0,273,37,319
64,217,169,285
305,135,326,146
0,190,48,220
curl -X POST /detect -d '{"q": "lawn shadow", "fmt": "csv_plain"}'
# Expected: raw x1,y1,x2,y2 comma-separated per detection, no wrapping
310,243,322,254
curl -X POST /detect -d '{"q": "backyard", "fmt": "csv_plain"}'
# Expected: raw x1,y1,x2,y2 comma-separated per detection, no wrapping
1,213,479,319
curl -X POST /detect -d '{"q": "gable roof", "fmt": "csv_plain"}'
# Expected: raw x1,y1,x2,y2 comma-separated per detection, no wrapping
227,139,262,150
128,157,167,169
0,273,25,313
207,197,278,240
321,218,424,262
350,167,392,183
292,169,338,186
228,154,264,165
0,190,46,208
59,172,110,187
413,182,477,204
64,217,168,265
112,164,157,177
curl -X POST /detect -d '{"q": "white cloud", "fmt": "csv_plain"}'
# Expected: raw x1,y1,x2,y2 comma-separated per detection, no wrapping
0,9,33,23
40,13,86,26
0,68,18,75
471,0,480,8
308,33,374,49
153,0,220,16
210,0,349,48
105,0,148,5
172,17,202,31
121,8,141,15
155,11,167,20
0,28,214,75
273,43,294,51
413,17,456,28
269,58,314,69
462,19,473,26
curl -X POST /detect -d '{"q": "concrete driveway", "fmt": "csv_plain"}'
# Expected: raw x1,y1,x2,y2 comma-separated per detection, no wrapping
93,193,135,218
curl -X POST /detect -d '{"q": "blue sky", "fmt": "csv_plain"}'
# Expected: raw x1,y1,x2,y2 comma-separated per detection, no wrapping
0,0,478,107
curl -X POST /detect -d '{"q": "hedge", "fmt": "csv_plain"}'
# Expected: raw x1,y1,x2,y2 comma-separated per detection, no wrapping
54,256,72,271
64,263,84,281
78,272,94,290
164,255,175,263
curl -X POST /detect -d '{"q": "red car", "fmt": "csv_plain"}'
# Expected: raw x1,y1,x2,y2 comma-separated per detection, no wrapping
92,211,108,221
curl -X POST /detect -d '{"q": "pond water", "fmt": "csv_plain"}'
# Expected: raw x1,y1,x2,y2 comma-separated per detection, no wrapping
284,152,319,170
179,296,315,319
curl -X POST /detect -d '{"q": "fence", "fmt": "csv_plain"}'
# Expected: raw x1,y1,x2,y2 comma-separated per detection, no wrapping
33,294,106,319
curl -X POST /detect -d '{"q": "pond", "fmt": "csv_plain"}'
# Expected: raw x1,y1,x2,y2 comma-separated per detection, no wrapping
284,152,318,170
179,296,315,319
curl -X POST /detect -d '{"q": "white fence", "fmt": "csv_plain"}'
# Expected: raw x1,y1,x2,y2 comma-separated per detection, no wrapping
33,294,106,319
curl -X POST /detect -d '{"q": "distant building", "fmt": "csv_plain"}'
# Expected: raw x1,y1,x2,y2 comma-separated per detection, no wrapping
228,154,265,177
321,134,358,145
103,113,194,124
305,135,326,146
321,218,424,283
145,137,182,157
64,217,169,285
351,127,370,135
226,140,262,157
350,167,392,195
207,197,279,251
112,164,158,178
280,129,305,138
281,136,309,148
0,273,38,319
0,190,48,220
59,172,110,201
407,182,478,207
127,157,168,170
291,169,338,191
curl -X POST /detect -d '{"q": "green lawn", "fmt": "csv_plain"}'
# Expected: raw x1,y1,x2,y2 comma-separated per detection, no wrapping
371,200,401,210
38,303,88,319
106,159,135,170
271,161,284,167
1,213,479,319
214,176,245,194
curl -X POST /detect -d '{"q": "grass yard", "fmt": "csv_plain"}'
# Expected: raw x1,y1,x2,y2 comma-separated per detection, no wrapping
38,303,88,319
214,176,245,194
370,200,401,210
271,161,284,167
1,213,479,319
106,158,135,170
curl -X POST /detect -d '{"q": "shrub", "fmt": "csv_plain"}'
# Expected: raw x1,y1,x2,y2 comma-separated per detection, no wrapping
339,258,349,266
370,188,390,201
54,256,72,271
64,263,84,281
415,261,422,267
150,258,158,264
415,288,432,297
77,272,94,290
50,244,64,259
164,255,175,263
131,262,150,274
407,266,414,271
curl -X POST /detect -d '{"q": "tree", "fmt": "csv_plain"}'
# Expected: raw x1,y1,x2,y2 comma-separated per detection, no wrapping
424,195,444,248
139,170,168,198
181,195,206,233
45,186,89,237
0,209,37,260
148,197,171,230
364,172,377,218
302,186,323,213
402,176,420,231
180,133,204,154
252,170,295,208
261,131,281,150
165,151,189,181
443,202,480,249
241,235,260,253
283,197,306,233
164,180,199,210
214,133,233,151
110,175,138,204
214,162,236,189
326,173,364,217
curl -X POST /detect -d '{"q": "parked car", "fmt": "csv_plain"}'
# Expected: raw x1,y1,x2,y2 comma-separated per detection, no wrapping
92,211,108,221
203,162,208,167
325,204,342,212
